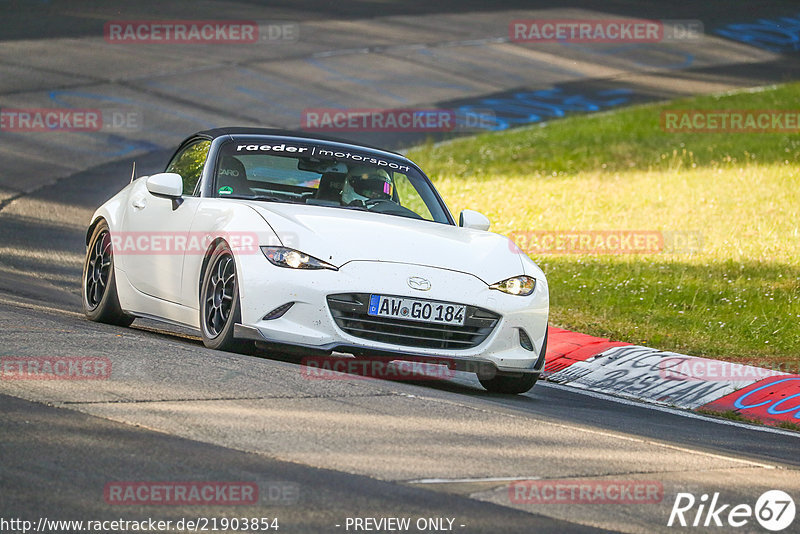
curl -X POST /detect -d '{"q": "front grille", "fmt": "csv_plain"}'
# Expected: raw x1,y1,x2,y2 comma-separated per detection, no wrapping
327,293,500,350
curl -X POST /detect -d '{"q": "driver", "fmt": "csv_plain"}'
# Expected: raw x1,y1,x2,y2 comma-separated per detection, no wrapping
341,166,394,205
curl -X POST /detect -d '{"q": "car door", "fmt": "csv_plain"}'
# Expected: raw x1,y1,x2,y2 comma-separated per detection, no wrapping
121,139,210,303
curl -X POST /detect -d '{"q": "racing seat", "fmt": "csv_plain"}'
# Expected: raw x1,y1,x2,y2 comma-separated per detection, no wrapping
217,156,252,196
316,172,346,203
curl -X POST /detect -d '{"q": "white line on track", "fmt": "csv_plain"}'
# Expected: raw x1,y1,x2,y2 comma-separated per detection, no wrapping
540,381,800,439
399,387,786,471
408,476,541,484
0,295,83,318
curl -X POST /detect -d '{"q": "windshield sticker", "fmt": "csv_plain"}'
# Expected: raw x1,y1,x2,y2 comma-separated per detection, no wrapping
218,186,233,195
233,143,410,172
315,148,410,172
236,143,309,153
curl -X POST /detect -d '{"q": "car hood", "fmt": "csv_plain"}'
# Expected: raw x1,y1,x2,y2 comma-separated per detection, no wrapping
246,202,524,284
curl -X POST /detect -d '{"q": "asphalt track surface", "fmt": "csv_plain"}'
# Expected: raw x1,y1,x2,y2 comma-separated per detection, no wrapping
1,2,800,533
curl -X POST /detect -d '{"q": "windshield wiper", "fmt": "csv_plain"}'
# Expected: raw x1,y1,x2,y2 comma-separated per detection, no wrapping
225,195,298,203
333,204,368,211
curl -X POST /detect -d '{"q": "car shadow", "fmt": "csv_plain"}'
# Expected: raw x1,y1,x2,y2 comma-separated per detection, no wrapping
121,318,541,400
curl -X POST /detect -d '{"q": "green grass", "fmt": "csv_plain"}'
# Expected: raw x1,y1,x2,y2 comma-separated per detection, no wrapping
407,83,800,365
696,408,764,425
776,420,800,432
696,408,800,432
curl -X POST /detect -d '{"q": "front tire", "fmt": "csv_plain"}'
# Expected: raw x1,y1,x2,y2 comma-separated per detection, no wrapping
82,221,134,326
479,372,538,394
200,242,252,353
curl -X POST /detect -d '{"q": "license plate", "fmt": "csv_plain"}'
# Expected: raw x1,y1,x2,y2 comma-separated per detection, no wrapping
367,295,466,326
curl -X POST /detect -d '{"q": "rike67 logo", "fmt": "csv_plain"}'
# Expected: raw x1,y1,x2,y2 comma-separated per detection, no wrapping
668,490,795,531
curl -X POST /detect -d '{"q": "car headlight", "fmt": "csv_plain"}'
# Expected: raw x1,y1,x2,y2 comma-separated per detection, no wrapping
489,275,536,296
260,246,338,271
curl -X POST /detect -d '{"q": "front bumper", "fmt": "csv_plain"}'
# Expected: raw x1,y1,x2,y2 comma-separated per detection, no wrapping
235,258,548,374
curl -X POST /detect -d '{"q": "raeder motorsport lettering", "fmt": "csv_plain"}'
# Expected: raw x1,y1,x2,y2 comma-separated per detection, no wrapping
235,144,411,172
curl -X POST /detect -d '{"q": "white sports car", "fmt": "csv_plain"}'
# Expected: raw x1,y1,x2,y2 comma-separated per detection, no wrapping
83,128,549,393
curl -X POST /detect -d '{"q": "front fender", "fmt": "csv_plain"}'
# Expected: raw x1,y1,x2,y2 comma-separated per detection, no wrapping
181,200,283,310
86,181,140,274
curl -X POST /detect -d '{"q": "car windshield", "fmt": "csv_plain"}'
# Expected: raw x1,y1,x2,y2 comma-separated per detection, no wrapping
212,140,452,224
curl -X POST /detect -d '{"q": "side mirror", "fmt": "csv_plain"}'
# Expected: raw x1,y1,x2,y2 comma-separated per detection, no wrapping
459,209,490,231
146,173,183,198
